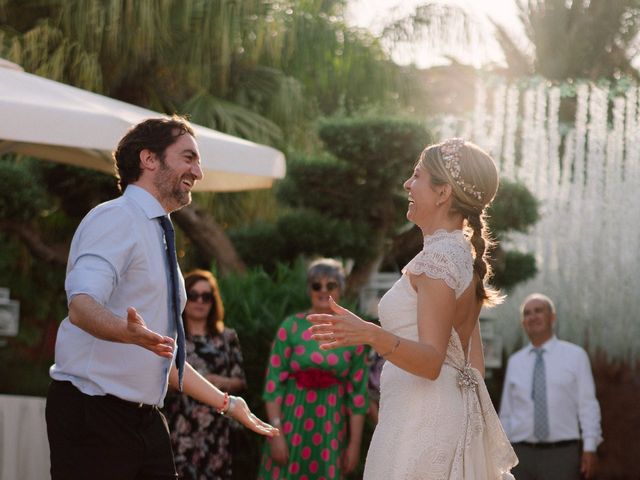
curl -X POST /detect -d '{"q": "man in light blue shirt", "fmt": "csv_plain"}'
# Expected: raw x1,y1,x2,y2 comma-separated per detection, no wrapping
46,117,278,480
499,293,602,480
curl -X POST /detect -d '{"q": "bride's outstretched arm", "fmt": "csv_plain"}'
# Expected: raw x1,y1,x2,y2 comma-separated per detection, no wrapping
309,275,454,380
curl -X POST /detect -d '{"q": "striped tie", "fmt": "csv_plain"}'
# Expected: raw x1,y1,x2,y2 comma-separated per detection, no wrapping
532,348,549,441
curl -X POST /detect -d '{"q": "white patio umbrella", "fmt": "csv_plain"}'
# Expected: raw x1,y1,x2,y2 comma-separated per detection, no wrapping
0,59,286,191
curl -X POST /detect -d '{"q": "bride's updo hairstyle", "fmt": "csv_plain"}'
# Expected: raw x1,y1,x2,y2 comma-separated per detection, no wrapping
419,138,502,306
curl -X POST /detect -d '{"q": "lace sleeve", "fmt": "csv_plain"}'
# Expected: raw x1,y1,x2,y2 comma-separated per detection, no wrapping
403,238,473,298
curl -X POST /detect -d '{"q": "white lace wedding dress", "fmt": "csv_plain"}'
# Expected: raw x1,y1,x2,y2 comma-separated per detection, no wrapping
363,230,518,480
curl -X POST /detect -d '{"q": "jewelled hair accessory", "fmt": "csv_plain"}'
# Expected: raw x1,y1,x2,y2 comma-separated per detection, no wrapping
439,138,483,201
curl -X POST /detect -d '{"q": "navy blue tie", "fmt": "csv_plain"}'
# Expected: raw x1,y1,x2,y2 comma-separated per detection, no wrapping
159,215,186,391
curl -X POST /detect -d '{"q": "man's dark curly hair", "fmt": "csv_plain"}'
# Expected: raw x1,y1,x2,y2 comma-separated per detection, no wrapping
113,116,195,192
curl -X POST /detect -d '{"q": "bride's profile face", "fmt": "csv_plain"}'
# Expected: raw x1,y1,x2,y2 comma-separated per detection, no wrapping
403,165,439,227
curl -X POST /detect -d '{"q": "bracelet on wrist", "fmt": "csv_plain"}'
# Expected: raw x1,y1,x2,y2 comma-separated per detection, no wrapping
226,396,237,416
379,336,401,358
216,392,230,415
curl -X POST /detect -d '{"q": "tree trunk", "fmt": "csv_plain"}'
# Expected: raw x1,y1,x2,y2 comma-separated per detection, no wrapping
172,203,246,277
345,233,387,298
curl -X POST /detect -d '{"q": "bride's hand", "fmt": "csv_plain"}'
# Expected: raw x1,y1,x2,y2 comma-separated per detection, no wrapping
307,297,376,349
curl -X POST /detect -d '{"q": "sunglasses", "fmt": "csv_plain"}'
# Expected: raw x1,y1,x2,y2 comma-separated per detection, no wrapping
310,281,339,292
187,291,214,303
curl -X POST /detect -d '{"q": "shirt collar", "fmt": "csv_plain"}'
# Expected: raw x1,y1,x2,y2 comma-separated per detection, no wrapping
527,335,558,354
124,185,167,220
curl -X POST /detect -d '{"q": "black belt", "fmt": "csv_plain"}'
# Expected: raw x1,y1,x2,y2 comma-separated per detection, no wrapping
514,440,580,449
104,394,158,412
52,380,158,412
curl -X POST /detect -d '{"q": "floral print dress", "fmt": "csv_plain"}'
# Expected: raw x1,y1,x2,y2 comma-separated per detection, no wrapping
258,312,369,480
164,328,246,480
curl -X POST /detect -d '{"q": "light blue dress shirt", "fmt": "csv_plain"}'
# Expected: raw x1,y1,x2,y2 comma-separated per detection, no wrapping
50,185,186,406
499,336,603,452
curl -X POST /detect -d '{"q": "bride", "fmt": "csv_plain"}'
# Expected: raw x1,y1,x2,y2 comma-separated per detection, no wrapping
309,139,518,479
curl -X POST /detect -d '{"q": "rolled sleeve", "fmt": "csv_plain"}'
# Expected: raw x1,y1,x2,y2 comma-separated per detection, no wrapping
65,205,137,306
65,254,118,305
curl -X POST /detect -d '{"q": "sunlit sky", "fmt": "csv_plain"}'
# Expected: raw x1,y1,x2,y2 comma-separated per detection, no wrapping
346,0,526,68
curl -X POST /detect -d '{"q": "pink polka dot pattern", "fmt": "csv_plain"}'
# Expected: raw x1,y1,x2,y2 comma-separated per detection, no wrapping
301,446,311,459
324,420,333,434
321,448,330,461
278,328,287,341
258,313,370,480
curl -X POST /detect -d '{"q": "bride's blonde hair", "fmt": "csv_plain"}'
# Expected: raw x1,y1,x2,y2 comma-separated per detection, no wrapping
419,139,502,306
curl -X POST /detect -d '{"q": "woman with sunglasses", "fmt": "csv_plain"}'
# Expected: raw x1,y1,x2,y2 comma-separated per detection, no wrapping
164,269,247,480
258,258,369,479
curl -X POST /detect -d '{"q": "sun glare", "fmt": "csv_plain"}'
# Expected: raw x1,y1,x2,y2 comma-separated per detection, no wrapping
346,0,525,68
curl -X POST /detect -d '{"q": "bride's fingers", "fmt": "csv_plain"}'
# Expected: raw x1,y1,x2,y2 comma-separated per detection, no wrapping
311,332,336,342
329,296,351,315
309,323,336,334
318,339,340,350
307,313,335,324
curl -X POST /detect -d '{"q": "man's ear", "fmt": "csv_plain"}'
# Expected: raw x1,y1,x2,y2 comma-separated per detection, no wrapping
139,149,158,172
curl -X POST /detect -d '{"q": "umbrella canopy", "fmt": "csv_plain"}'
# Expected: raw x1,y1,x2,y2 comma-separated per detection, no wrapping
0,59,286,191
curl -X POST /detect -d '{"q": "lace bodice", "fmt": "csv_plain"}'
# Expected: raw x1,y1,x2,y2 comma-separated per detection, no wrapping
403,229,473,299
378,229,474,348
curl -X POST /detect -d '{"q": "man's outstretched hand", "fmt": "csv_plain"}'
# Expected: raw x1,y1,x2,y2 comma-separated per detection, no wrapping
126,307,174,359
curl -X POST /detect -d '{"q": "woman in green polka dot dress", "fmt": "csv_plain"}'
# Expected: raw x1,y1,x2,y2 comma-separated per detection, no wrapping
258,258,369,480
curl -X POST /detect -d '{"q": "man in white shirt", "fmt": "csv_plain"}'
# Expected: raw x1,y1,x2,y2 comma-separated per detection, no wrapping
45,117,277,480
499,293,602,480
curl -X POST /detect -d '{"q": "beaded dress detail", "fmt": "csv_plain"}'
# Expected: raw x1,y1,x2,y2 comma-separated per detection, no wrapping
363,230,517,479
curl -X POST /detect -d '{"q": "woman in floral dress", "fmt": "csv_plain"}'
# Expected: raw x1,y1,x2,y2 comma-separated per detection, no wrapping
164,269,247,480
258,258,369,480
